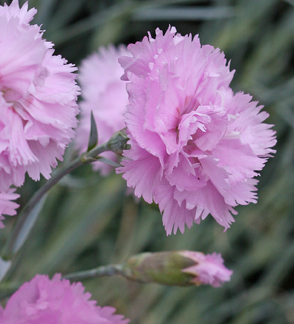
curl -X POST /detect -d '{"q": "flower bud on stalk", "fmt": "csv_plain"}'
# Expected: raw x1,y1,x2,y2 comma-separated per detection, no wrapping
121,251,232,287
107,130,130,155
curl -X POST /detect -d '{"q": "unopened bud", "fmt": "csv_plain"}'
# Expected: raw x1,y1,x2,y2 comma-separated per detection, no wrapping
107,130,129,155
121,251,232,287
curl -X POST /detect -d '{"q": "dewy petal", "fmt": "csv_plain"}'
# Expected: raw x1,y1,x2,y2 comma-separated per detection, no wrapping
118,26,276,234
0,0,80,191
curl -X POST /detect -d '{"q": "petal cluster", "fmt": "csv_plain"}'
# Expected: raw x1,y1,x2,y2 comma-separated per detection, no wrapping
180,251,232,287
0,274,129,324
117,26,276,234
75,45,129,175
0,0,80,191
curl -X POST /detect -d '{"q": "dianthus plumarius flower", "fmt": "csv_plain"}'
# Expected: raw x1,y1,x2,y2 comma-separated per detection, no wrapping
0,0,80,191
117,26,276,234
0,188,19,228
0,274,129,324
75,45,129,175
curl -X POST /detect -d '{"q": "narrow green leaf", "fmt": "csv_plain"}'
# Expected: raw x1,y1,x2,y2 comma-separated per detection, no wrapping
87,111,98,152
12,194,48,255
96,156,121,168
0,258,11,282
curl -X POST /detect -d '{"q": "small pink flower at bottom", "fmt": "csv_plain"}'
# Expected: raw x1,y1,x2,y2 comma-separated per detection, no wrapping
0,274,129,324
180,251,232,287
0,188,19,228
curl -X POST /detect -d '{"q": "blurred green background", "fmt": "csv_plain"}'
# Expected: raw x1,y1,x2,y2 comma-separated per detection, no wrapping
1,0,294,323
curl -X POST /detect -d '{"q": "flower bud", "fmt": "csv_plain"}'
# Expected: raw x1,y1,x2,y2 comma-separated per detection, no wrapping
107,130,129,155
121,251,232,287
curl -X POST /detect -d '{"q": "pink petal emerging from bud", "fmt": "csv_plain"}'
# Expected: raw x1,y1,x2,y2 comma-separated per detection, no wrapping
0,188,19,228
121,251,231,287
75,45,129,175
180,251,232,287
0,274,129,324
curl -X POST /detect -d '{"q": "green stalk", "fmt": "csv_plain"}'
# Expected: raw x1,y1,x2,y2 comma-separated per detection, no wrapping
64,264,123,281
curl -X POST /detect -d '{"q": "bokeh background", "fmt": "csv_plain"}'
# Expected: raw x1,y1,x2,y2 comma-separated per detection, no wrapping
1,0,294,323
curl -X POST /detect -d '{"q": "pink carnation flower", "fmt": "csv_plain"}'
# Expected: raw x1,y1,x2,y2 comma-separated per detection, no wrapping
0,188,19,228
0,0,80,191
117,26,276,234
0,274,129,324
180,251,232,287
75,45,129,175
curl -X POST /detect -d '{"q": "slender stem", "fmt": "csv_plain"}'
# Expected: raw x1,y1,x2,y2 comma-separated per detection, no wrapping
1,141,113,260
64,264,123,281
0,264,123,299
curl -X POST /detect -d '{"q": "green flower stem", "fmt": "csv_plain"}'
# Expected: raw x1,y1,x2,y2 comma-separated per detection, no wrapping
64,264,123,281
64,251,196,286
1,137,123,261
0,265,123,300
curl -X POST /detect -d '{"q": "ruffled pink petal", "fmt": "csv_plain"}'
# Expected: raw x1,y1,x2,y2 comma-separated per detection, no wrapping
118,140,162,204
118,26,276,234
0,188,19,228
0,0,79,190
181,251,233,287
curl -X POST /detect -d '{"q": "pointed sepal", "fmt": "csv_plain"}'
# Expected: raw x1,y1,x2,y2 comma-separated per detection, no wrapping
87,111,98,152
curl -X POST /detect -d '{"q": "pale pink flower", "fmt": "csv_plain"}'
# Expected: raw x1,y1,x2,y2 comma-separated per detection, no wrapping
117,26,276,234
75,45,129,175
180,251,232,287
0,274,129,324
0,0,80,191
0,188,19,228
